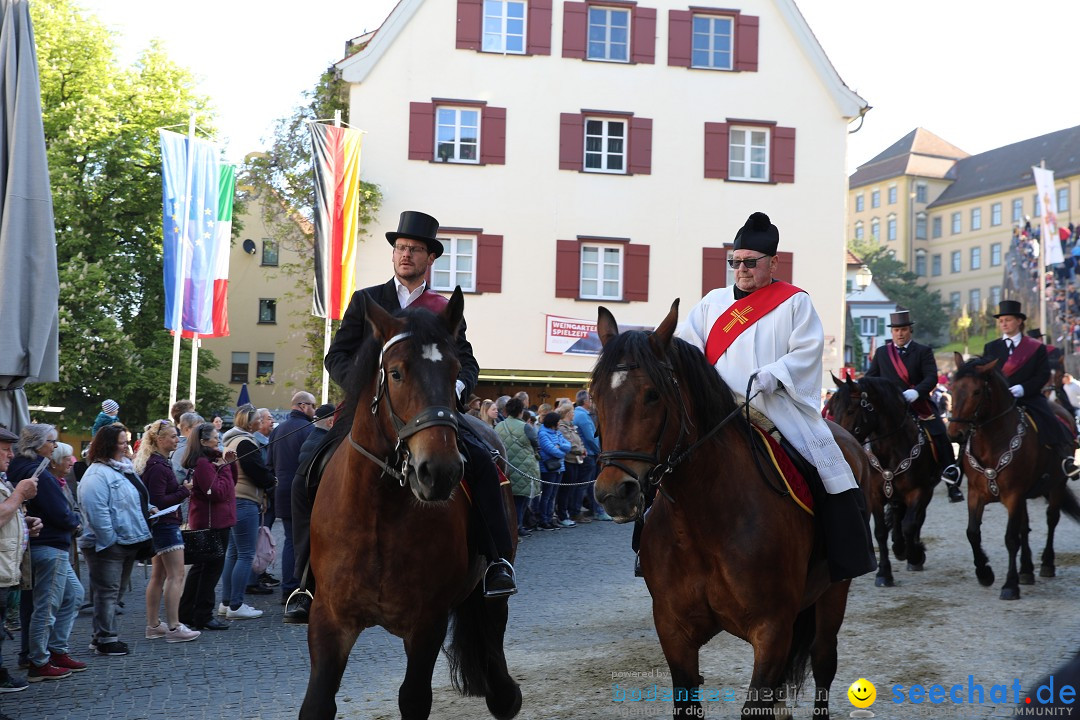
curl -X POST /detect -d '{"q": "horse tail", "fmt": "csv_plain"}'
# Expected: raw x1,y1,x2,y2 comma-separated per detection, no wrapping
445,588,496,697
780,604,816,692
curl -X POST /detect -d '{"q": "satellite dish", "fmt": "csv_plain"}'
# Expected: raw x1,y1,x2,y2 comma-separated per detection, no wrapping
242,239,257,255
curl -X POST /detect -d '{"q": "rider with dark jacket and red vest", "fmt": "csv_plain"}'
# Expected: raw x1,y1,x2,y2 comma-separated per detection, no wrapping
865,310,964,502
981,300,1079,479
313,211,516,608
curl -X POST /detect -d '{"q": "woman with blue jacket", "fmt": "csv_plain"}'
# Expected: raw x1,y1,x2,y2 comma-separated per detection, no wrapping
536,412,571,530
78,424,152,657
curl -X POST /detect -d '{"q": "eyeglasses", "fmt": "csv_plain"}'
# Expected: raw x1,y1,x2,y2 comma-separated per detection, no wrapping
393,244,429,256
727,255,771,269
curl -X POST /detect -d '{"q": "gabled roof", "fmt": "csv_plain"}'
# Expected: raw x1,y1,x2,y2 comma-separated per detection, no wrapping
928,124,1080,208
849,128,968,189
335,0,868,119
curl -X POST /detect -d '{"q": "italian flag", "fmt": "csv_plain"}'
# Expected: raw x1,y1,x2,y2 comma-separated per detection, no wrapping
182,164,234,338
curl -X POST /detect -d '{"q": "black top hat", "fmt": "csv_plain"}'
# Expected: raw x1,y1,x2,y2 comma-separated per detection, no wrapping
385,210,444,258
887,310,914,327
733,212,779,256
993,299,1026,320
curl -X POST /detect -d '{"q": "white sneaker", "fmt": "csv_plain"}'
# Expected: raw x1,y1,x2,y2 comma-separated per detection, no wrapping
226,603,263,620
164,623,201,643
216,603,228,617
145,622,167,639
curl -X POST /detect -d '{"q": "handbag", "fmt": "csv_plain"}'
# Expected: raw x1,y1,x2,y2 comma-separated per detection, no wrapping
182,468,226,565
250,516,277,575
544,457,562,472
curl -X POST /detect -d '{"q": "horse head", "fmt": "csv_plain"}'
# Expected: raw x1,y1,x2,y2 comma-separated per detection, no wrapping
591,299,694,522
359,287,466,502
830,375,906,443
947,351,1004,442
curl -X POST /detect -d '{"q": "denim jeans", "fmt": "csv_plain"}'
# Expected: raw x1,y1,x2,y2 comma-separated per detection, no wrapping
539,471,561,524
82,542,137,644
280,518,297,595
575,455,597,516
222,499,260,608
28,545,84,666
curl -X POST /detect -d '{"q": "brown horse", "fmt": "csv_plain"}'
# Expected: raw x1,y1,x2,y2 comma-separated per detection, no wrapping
828,375,942,586
300,289,520,720
946,352,1080,600
591,300,868,719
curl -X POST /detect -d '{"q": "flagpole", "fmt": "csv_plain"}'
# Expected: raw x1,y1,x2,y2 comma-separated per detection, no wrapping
190,334,200,405
319,110,343,406
169,114,197,411
1039,159,1047,339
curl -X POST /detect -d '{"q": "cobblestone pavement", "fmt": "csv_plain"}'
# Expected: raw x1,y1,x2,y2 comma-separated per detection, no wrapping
7,480,1080,720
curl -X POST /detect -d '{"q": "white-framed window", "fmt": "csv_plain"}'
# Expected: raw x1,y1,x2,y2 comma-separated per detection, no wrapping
431,236,476,292
854,221,864,241
1035,193,1041,217
991,242,1001,266
728,126,769,182
587,6,630,62
860,316,878,336
971,207,982,231
888,185,897,204
915,212,927,240
915,249,927,277
1012,198,1023,223
1059,187,1070,213
871,189,880,208
580,244,623,300
915,182,927,203
970,246,981,270
951,250,961,273
969,288,981,313
951,212,961,234
584,118,626,174
990,285,1002,306
932,216,942,238
855,194,864,212
870,218,880,241
932,254,941,276
887,214,897,241
991,202,1002,226
950,292,961,312
691,14,733,69
482,0,527,53
435,107,480,163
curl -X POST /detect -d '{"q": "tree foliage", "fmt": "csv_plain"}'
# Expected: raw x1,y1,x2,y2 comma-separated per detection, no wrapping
27,0,232,432
242,68,382,401
849,239,950,342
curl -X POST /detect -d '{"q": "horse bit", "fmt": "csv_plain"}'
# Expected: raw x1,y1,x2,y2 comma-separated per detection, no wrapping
855,390,924,500
347,331,460,484
948,378,1025,497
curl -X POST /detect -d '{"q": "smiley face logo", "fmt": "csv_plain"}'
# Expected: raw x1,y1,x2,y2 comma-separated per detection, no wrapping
847,678,876,709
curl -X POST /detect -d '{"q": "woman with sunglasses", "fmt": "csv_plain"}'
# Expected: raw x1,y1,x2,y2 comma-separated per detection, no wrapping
134,420,199,643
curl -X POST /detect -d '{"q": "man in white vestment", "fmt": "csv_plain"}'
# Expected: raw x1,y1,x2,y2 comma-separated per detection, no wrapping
677,212,875,581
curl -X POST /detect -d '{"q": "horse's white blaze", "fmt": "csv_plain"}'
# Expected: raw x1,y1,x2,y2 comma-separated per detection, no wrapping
610,370,628,389
421,344,443,363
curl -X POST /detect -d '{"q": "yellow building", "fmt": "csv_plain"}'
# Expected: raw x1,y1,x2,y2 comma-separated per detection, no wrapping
848,125,1080,330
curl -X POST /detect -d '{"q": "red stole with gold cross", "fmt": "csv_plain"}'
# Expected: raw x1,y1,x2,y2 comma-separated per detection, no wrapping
705,282,805,365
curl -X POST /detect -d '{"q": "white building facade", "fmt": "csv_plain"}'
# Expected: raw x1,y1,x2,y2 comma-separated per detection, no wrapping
336,0,866,390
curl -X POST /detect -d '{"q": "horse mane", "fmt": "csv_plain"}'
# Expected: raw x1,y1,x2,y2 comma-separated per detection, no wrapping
856,375,908,419
327,307,459,444
954,355,1009,391
592,330,741,432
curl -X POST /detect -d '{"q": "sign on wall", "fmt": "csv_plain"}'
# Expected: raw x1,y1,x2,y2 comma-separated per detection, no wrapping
544,314,652,356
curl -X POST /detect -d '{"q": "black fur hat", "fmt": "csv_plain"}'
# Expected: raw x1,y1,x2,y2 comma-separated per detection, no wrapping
733,212,779,255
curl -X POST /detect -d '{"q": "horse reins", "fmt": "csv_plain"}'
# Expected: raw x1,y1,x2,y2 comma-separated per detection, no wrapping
948,376,1025,496
851,387,925,497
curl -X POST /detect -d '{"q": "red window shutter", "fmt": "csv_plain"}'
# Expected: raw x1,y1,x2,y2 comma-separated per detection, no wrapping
476,234,503,294
631,7,657,64
704,122,730,179
668,10,692,67
480,106,507,165
559,113,584,171
734,14,759,71
628,117,653,175
562,2,587,59
624,244,650,302
701,247,728,296
527,0,553,55
456,0,483,51
772,126,796,183
408,102,435,161
556,240,581,298
774,251,794,284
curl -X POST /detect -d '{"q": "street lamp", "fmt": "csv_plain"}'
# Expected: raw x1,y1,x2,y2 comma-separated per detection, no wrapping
855,264,873,292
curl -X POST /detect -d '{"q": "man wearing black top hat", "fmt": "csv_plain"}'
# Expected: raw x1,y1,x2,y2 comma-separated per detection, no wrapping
982,300,1079,479
866,309,964,502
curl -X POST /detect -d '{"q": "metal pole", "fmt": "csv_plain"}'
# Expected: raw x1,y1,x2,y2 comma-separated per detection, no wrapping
319,110,343,405
1039,159,1048,339
189,334,200,404
168,114,197,411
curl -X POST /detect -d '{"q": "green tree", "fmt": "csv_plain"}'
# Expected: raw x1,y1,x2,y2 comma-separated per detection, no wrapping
27,0,232,432
243,68,382,401
849,239,950,342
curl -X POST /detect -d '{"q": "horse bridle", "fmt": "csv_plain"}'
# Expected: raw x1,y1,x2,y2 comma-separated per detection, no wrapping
948,375,1024,494
948,376,1017,431
347,331,460,485
850,387,924,495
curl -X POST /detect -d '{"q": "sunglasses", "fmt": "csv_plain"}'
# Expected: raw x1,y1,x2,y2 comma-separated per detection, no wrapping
727,255,771,269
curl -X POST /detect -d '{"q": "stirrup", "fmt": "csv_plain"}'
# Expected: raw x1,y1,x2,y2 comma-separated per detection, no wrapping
285,587,314,607
483,559,517,598
1063,458,1080,480
941,464,961,485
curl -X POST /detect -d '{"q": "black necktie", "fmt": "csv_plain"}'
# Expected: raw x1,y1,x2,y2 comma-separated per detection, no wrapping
898,345,907,357
1007,339,1014,355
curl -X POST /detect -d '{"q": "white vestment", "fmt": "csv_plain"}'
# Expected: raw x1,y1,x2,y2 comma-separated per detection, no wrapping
676,286,857,494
